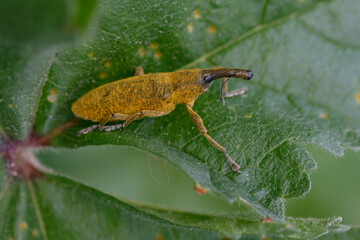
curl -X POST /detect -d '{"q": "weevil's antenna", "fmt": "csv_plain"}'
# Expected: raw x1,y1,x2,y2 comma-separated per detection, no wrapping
221,77,231,105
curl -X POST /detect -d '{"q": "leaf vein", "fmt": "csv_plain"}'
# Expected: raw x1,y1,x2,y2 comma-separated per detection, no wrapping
0,179,11,202
168,228,178,240
27,179,49,240
258,0,269,24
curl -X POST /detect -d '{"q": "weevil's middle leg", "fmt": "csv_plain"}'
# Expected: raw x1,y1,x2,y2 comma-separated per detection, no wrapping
98,112,142,132
221,78,248,105
185,104,241,175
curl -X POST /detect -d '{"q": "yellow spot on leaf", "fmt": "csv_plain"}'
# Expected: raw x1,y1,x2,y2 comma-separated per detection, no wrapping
261,217,273,223
47,88,57,103
187,22,194,33
100,58,106,63
245,114,252,119
32,229,39,237
156,233,163,240
355,92,360,104
88,52,93,58
194,184,206,195
228,105,236,111
19,221,27,231
137,46,146,57
207,25,217,34
150,43,159,49
50,88,57,95
104,61,112,68
99,72,108,79
154,51,162,59
320,113,329,120
193,9,200,19
9,104,17,108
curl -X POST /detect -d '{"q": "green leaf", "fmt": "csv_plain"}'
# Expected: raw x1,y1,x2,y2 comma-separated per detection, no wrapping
135,202,348,239
0,0,97,139
0,174,221,240
0,180,44,239
33,0,359,220
317,227,360,240
0,172,349,239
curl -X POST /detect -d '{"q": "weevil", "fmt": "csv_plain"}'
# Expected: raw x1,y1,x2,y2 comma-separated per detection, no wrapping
72,67,253,174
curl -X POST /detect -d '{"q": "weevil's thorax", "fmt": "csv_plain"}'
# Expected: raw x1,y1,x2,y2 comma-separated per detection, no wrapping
170,69,212,104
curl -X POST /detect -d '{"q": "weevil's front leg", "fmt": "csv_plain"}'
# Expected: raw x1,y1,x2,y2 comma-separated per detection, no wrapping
185,104,241,175
221,78,248,105
98,112,142,132
134,66,145,76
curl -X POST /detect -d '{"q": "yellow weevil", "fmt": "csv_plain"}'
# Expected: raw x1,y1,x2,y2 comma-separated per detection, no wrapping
72,67,253,174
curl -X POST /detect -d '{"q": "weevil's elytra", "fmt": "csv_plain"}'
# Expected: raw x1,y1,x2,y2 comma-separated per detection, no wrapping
72,67,253,174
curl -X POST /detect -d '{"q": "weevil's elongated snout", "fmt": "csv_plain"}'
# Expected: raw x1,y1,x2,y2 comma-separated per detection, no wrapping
198,68,254,104
202,68,253,83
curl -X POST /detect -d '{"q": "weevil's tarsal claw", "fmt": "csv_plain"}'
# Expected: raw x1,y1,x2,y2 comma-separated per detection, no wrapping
222,87,248,103
77,124,100,137
222,87,248,106
224,153,241,175
220,74,249,105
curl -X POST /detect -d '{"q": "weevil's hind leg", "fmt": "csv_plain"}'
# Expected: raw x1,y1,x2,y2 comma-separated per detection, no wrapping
221,78,248,106
98,112,142,132
76,124,100,137
185,104,241,175
134,66,145,76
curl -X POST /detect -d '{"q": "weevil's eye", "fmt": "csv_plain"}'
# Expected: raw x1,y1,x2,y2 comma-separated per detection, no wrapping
203,75,214,83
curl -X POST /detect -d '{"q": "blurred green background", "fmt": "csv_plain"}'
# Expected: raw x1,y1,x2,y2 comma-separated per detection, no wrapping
36,144,360,225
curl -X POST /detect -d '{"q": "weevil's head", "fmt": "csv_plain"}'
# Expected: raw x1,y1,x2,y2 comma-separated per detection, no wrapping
199,68,253,91
170,68,253,105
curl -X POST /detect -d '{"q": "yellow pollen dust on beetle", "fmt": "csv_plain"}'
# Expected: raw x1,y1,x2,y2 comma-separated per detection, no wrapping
72,67,253,174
